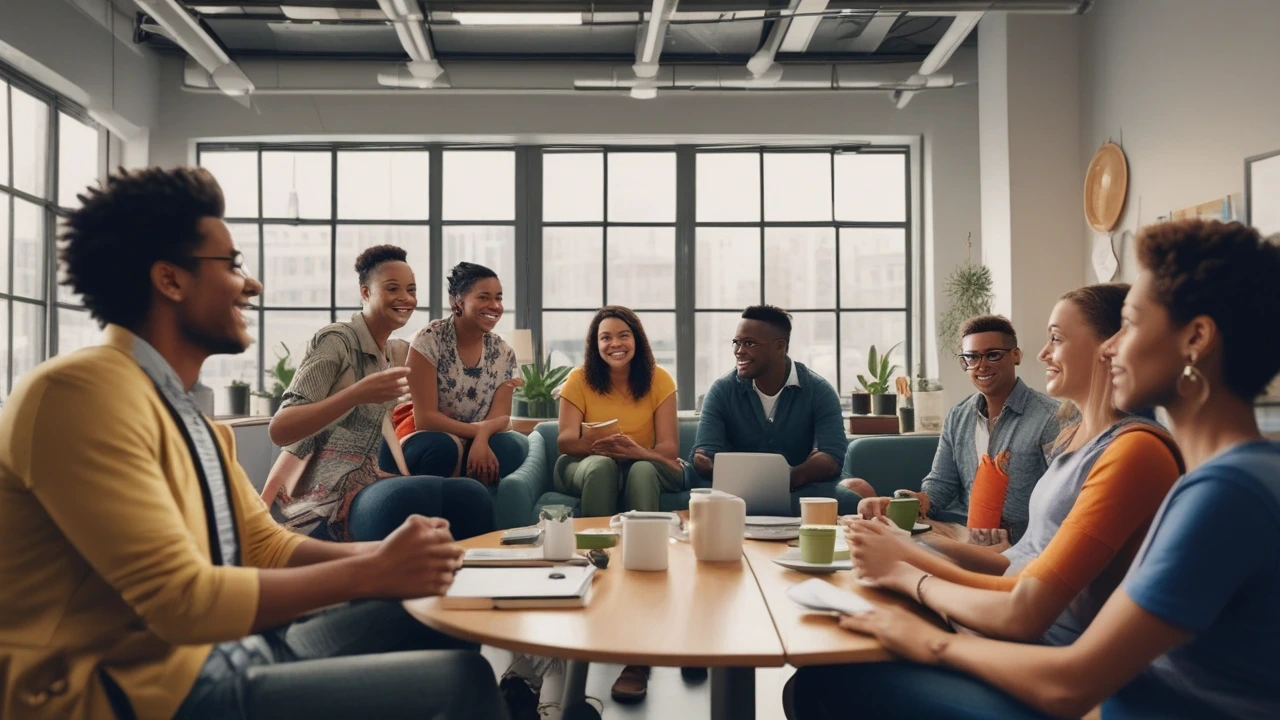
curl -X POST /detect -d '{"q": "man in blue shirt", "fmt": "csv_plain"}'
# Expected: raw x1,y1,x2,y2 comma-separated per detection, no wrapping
690,305,861,515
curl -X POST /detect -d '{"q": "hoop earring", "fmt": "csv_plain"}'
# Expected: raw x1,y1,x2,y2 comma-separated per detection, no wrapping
1176,357,1210,404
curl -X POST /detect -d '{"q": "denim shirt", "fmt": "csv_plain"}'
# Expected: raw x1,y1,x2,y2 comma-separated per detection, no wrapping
920,378,1061,540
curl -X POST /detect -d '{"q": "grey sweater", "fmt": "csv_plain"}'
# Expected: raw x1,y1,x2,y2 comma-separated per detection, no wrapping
920,378,1061,541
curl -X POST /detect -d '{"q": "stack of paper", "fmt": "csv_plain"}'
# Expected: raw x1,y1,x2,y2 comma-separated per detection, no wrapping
462,548,588,568
745,516,802,540
786,578,876,615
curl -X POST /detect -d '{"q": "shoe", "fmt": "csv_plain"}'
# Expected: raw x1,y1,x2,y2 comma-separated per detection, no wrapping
499,674,541,720
681,666,708,683
610,665,651,704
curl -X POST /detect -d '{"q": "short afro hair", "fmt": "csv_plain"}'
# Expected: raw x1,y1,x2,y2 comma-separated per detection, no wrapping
355,244,408,286
1137,219,1280,399
741,305,792,342
447,261,499,302
960,315,1017,345
59,166,225,330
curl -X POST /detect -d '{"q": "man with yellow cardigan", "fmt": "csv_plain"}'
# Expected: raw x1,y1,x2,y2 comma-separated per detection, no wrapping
0,167,505,720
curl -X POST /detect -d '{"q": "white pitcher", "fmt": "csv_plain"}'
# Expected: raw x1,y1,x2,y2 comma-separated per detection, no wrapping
688,489,745,562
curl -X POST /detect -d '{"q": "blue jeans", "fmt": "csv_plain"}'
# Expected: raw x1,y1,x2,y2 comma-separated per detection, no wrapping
790,662,1063,720
348,475,495,542
380,430,527,479
173,601,500,720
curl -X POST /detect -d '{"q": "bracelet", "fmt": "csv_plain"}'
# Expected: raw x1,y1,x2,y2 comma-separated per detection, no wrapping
915,573,932,605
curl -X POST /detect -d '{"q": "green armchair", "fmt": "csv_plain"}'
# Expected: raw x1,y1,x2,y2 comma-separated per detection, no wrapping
841,434,940,497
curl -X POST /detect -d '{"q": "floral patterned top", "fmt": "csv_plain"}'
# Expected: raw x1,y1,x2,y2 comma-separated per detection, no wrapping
408,316,517,424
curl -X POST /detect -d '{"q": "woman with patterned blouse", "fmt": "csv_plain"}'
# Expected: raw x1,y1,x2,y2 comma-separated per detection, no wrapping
387,262,527,484
263,246,494,541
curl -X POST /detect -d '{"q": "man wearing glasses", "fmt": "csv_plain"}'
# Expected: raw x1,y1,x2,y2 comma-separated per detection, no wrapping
850,315,1061,544
690,304,861,515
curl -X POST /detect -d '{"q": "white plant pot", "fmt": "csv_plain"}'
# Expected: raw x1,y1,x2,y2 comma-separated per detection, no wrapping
913,391,947,433
251,395,275,417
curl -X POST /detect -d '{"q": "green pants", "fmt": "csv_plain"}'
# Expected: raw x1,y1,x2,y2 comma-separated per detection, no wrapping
553,455,685,516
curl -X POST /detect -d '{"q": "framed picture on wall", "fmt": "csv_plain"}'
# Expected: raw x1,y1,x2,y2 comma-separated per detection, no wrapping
1245,149,1280,236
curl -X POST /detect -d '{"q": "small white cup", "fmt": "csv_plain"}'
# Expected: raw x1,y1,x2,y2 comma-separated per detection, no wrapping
621,516,670,571
542,517,576,561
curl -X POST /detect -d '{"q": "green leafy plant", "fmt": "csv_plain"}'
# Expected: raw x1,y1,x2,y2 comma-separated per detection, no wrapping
267,343,297,399
229,379,249,388
857,342,902,395
513,354,571,418
938,232,995,354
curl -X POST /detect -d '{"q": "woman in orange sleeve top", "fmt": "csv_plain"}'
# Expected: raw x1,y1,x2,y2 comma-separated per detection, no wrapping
841,284,1185,647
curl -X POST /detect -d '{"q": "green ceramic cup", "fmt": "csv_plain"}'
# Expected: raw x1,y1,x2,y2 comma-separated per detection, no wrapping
798,525,838,564
886,497,920,532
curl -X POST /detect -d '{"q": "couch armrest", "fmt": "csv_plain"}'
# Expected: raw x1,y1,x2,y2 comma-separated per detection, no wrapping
494,431,552,529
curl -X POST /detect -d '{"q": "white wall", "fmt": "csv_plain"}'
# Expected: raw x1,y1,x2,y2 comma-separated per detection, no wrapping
152,52,985,403
0,0,160,161
1080,0,1280,282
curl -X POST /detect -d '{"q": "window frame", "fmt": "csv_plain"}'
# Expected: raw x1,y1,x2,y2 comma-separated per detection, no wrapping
197,142,914,410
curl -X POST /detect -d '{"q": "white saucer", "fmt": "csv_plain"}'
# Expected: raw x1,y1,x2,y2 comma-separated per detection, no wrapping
772,548,852,574
912,522,930,534
745,527,800,541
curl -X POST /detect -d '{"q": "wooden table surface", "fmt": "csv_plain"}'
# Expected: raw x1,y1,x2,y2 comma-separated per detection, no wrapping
403,517,787,668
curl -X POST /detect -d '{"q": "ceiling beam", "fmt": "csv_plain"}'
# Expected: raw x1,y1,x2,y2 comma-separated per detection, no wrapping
848,12,900,53
633,0,677,79
746,0,800,78
134,0,254,96
376,0,444,84
892,10,981,108
779,0,828,53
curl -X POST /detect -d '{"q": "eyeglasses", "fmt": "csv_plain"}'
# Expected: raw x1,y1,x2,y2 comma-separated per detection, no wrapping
188,250,247,275
957,348,1016,369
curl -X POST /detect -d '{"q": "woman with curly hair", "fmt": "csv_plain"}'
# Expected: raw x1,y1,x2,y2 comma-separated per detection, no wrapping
553,305,682,517
787,220,1280,720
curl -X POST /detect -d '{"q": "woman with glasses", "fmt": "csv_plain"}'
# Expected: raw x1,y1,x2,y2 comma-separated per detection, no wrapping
789,220,1280,720
263,246,494,542
849,315,1063,550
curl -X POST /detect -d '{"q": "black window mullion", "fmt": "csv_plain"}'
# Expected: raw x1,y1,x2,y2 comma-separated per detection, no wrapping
831,150,840,394
675,146,696,410
428,145,443,321
601,152,609,306
44,104,58,360
256,150,265,392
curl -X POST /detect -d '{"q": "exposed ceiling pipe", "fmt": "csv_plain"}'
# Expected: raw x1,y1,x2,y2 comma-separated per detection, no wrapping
631,0,678,98
891,9,981,108
376,0,446,87
746,0,800,79
135,0,254,97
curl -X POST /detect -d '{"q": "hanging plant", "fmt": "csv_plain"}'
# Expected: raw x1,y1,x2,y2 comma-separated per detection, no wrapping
938,232,995,354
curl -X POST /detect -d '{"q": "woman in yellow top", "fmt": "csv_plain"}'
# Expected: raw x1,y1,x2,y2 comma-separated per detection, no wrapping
555,306,681,516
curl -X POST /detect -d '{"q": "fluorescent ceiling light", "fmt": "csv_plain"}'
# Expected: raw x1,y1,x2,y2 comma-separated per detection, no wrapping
454,13,583,26
281,6,388,21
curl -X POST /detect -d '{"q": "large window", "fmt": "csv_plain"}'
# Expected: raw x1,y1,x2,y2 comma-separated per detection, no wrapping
1,65,109,406
201,143,911,412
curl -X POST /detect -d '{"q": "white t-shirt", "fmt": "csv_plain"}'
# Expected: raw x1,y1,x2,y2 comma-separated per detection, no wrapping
753,360,801,422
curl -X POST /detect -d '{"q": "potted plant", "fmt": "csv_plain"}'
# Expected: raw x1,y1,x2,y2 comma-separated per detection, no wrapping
857,342,902,416
849,388,872,415
263,343,297,415
512,354,572,434
895,376,915,433
913,362,947,433
225,380,250,416
938,232,995,354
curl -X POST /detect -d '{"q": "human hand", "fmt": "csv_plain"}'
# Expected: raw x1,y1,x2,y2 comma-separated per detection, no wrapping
968,527,1011,549
592,433,642,459
692,449,714,479
856,496,892,520
844,517,916,586
351,366,411,406
467,438,501,485
839,477,878,500
365,516,463,598
837,605,950,665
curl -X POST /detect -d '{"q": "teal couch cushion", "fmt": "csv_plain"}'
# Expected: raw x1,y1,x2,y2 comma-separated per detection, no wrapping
842,434,940,496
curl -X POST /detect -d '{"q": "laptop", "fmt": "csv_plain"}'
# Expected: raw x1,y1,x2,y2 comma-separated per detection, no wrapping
712,452,793,516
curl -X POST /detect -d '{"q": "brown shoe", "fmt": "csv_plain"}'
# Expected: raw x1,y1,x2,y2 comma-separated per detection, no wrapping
610,665,651,704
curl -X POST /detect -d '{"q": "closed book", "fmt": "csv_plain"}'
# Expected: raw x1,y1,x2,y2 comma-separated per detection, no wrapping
581,419,620,441
441,565,596,610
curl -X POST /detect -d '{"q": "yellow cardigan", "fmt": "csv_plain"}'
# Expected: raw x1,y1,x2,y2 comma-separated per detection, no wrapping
0,326,306,720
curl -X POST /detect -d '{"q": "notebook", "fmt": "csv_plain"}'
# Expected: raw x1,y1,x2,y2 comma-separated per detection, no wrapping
462,548,588,568
581,419,620,441
442,565,597,610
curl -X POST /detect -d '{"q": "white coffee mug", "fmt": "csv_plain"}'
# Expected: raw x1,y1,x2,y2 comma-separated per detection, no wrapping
621,516,670,571
542,517,575,561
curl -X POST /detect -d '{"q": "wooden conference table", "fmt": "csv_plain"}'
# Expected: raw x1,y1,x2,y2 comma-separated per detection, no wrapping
403,517,942,719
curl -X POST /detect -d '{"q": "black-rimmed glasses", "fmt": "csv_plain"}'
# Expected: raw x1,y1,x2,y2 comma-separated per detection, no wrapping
957,348,1016,369
188,250,247,275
